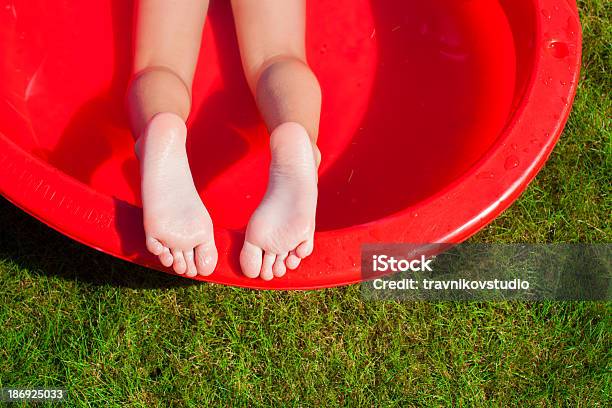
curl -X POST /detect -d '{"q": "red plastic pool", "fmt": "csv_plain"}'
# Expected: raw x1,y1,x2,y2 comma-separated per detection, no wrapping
0,0,581,289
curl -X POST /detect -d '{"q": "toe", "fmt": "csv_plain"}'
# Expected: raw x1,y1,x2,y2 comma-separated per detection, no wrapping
273,253,288,278
159,248,173,267
195,243,217,277
240,241,263,278
261,252,276,281
286,251,301,270
146,237,164,256
296,239,314,258
171,248,187,275
183,250,198,278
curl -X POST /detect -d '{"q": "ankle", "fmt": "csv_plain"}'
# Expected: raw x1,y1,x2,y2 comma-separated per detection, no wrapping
312,145,322,168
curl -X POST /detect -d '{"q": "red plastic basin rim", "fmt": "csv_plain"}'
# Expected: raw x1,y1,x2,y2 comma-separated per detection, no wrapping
0,0,582,289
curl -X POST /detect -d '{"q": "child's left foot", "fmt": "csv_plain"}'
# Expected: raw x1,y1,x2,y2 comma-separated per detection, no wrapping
240,122,319,280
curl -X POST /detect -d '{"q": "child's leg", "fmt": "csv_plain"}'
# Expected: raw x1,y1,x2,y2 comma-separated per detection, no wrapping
231,0,321,280
127,0,217,277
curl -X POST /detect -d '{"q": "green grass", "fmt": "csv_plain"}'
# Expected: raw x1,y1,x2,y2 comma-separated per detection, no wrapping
1,1,610,406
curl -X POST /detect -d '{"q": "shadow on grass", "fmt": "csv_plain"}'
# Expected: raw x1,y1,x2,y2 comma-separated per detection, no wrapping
0,197,199,289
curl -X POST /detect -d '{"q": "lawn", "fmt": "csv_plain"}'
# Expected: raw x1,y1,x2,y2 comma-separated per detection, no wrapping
1,1,610,406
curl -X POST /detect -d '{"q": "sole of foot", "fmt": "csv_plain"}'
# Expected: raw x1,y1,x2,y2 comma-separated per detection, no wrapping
136,112,218,277
239,122,319,281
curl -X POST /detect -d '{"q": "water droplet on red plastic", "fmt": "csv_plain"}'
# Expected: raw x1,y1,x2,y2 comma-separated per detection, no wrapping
546,40,569,58
504,156,520,170
541,9,552,20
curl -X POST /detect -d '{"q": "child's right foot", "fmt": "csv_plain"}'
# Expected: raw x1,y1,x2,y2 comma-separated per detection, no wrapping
136,112,217,277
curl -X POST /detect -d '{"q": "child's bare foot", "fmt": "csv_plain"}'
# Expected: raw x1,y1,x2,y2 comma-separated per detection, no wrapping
240,122,319,280
136,112,217,277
